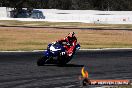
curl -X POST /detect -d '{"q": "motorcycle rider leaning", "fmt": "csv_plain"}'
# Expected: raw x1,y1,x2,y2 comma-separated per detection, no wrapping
56,32,77,56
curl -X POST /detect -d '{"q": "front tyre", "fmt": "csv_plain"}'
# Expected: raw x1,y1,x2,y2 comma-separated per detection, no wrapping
37,56,48,66
57,54,69,66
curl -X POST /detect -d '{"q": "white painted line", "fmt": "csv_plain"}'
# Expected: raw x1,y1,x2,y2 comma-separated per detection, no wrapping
0,48,132,52
54,85,75,88
80,48,132,51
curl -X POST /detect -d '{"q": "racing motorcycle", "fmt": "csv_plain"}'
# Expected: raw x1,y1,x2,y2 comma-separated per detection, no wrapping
37,42,80,66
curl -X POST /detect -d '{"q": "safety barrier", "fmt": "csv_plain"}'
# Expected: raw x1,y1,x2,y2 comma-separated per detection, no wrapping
0,8,132,24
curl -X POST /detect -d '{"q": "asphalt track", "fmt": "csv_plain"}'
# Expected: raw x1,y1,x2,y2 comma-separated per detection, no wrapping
0,50,132,88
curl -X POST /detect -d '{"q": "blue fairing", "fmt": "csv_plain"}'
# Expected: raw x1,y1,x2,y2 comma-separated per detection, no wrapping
47,44,52,50
43,43,65,58
43,50,51,58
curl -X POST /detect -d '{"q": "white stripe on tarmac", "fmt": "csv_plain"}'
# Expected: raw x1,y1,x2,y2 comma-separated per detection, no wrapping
80,48,132,51
0,48,132,52
54,85,75,88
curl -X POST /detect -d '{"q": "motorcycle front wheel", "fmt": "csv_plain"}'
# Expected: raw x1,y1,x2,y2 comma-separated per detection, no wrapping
37,56,48,66
57,55,70,66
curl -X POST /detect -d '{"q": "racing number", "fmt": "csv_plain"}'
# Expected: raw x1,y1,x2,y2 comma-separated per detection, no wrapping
61,52,66,55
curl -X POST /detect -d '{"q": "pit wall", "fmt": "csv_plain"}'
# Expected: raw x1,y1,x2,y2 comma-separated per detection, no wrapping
0,7,132,24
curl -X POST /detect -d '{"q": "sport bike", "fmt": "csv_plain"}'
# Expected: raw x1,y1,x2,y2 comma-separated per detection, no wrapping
37,42,80,66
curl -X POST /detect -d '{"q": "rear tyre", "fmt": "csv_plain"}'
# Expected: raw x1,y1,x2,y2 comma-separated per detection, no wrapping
37,56,48,66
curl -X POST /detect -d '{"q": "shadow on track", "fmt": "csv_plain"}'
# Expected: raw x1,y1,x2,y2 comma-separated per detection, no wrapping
38,64,84,67
58,64,84,67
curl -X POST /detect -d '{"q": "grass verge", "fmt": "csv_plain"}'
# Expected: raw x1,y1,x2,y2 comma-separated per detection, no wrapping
1,20,132,29
0,26,132,51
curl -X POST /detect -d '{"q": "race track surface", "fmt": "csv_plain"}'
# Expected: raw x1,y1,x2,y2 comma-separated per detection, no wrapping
0,50,132,88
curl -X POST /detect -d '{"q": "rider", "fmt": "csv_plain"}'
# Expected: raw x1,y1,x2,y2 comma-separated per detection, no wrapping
56,32,77,56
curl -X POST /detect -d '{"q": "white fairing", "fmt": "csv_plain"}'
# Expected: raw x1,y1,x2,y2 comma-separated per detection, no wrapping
50,45,61,51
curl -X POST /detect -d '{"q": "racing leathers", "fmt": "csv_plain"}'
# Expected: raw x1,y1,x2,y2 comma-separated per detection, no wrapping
57,36,77,56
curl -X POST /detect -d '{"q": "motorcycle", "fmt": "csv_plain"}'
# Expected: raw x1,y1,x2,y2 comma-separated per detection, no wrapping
37,42,80,66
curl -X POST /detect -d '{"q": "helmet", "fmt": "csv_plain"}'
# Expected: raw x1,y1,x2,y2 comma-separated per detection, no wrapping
68,32,75,37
